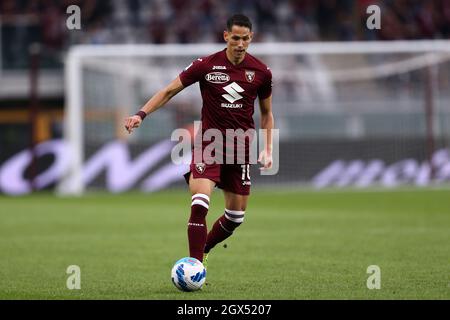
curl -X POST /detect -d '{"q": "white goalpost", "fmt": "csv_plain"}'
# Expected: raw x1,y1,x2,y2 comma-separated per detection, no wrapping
59,40,450,195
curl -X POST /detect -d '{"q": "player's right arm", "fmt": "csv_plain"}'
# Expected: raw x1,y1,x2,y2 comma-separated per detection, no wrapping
124,76,184,134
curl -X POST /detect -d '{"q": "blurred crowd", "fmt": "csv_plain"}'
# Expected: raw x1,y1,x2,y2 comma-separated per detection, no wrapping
1,0,450,68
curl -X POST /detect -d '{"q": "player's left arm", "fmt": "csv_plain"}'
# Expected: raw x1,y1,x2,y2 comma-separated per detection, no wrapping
258,94,274,170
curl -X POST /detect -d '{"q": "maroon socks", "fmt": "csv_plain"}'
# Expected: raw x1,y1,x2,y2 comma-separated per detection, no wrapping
204,209,245,254
188,193,245,259
187,194,210,261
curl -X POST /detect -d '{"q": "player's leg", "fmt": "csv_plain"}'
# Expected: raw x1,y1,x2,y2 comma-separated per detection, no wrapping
204,190,248,253
187,174,215,262
204,164,250,253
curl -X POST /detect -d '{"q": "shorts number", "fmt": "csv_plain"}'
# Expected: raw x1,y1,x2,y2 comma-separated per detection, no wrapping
241,164,250,181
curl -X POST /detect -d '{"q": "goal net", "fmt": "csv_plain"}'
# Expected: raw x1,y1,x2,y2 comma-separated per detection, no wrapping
59,41,450,194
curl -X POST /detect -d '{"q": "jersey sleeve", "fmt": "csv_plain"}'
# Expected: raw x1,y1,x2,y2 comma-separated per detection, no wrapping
257,67,273,100
179,58,206,88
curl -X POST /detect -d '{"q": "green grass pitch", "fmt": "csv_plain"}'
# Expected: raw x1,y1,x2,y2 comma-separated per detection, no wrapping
0,188,449,300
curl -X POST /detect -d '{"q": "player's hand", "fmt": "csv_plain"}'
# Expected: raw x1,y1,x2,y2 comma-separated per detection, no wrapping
258,150,273,171
124,115,142,134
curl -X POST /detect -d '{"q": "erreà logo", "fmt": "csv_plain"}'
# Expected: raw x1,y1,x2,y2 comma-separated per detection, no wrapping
205,72,230,84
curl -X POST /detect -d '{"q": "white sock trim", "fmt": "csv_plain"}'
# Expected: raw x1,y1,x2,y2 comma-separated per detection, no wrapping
191,193,210,202
191,199,209,209
224,208,245,223
225,208,245,215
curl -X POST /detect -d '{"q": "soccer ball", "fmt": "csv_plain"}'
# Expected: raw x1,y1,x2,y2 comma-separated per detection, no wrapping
171,257,206,291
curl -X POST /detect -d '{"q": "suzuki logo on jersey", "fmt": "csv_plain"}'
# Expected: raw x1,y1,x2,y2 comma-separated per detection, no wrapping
222,82,244,104
205,72,230,84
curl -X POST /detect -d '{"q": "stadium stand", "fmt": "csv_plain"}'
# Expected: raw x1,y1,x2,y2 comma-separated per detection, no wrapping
1,0,449,69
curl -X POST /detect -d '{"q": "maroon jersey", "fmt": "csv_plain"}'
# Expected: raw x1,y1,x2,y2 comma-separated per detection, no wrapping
179,48,272,133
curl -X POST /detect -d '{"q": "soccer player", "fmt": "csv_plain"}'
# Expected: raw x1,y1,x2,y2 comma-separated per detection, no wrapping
125,14,274,265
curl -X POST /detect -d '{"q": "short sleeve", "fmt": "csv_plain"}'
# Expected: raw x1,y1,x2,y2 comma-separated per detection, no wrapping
179,58,206,88
257,67,272,100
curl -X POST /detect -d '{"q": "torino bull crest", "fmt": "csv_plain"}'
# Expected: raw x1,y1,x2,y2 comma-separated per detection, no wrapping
245,70,255,82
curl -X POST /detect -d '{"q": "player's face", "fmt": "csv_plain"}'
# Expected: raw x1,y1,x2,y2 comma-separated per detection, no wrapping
224,25,253,60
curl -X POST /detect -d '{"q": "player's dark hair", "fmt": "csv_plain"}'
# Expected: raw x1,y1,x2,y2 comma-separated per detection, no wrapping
227,14,252,31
